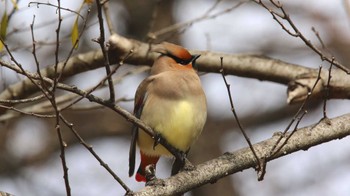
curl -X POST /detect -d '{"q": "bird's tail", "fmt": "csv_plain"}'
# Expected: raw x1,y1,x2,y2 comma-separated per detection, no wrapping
136,151,160,182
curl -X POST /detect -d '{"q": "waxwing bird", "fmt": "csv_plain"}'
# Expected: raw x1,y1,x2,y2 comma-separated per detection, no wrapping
129,42,207,182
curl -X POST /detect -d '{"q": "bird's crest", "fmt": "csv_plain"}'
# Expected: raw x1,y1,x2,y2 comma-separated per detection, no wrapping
152,42,200,67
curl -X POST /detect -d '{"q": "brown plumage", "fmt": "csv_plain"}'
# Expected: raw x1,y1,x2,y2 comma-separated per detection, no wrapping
129,42,207,182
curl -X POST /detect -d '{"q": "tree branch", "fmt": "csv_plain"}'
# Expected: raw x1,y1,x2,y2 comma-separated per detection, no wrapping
1,34,350,111
0,63,185,167
131,113,350,195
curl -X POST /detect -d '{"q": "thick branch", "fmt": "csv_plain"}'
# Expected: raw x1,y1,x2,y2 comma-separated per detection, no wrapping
0,49,104,100
1,34,350,105
131,113,350,195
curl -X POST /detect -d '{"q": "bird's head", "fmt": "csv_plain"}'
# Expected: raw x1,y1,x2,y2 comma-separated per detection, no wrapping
151,42,201,73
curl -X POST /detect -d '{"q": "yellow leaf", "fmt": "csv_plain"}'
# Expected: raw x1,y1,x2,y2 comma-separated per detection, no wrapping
0,11,8,51
1,11,8,39
84,0,94,5
10,0,19,10
71,17,79,49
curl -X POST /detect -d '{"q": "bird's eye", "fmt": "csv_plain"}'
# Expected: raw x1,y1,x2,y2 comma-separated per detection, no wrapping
167,54,191,65
177,59,191,65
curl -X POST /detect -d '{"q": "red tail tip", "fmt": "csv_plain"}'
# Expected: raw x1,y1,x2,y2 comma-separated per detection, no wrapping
136,172,146,182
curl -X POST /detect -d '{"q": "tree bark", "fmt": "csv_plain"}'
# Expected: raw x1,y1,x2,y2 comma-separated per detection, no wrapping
130,113,350,195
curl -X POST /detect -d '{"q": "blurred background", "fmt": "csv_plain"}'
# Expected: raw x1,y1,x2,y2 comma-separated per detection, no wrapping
0,0,350,195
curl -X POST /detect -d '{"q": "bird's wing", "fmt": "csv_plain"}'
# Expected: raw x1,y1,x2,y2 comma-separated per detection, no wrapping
129,77,152,177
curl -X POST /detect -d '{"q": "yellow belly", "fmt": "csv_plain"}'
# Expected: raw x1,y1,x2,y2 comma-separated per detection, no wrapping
138,100,205,156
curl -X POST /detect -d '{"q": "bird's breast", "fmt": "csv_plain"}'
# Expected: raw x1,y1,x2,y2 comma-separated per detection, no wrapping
139,97,207,156
158,100,199,149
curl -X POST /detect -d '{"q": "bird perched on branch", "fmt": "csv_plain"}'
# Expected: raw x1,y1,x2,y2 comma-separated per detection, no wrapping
129,42,207,182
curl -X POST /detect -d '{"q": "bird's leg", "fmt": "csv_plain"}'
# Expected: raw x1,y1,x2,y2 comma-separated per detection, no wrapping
152,133,162,150
153,133,190,175
182,149,195,171
145,164,165,186
153,133,183,160
171,150,187,176
183,157,195,171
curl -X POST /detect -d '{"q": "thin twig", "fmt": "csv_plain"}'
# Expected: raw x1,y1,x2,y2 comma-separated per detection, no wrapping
272,110,307,155
57,7,91,81
219,57,264,180
323,57,334,119
67,97,132,111
52,1,71,195
28,2,84,19
30,15,49,93
203,0,223,16
59,50,133,112
311,27,326,49
148,1,244,40
269,66,323,157
0,94,45,104
95,0,115,102
2,2,72,194
59,114,132,193
310,26,334,120
0,104,55,118
7,11,76,38
255,0,350,74
0,33,52,106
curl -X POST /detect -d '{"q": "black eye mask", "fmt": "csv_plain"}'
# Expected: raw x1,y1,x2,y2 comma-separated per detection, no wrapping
165,54,201,66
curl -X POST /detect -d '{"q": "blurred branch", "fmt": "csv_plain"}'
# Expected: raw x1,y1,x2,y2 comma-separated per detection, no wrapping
344,0,350,27
147,1,244,41
1,33,350,113
131,113,350,195
108,35,350,104
0,191,14,196
0,93,131,122
102,1,116,34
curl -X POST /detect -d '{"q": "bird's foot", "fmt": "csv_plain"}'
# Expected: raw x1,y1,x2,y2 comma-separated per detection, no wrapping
145,164,165,186
146,178,165,187
152,133,162,150
171,151,187,176
183,159,195,171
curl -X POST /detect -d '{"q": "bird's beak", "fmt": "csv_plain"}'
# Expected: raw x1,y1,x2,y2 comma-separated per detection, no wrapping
191,54,201,63
191,54,201,70
191,54,201,66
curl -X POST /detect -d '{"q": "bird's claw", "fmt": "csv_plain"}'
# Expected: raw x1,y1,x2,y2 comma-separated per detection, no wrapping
153,133,161,150
171,150,188,176
175,150,186,163
183,159,195,171
145,164,165,186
